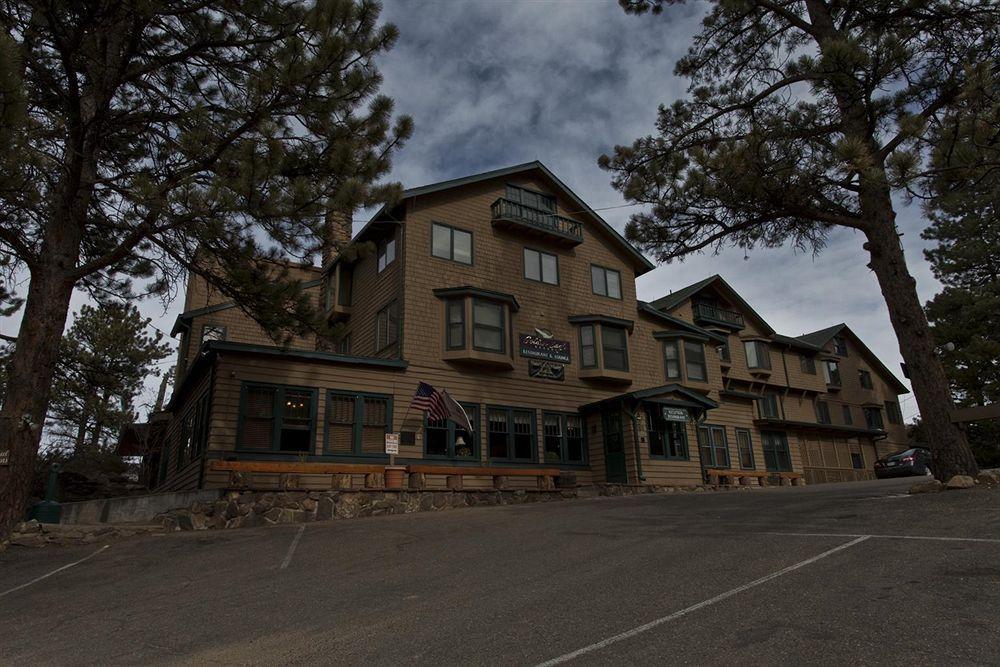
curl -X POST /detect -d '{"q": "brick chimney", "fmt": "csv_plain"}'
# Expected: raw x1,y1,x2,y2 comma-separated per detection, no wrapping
322,209,353,266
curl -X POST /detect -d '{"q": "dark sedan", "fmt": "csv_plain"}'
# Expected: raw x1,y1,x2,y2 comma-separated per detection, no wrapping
874,447,933,478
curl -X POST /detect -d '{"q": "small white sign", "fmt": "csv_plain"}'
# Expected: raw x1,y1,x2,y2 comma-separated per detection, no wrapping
385,432,400,455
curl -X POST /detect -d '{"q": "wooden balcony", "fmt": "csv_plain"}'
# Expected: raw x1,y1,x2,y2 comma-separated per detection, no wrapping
490,198,583,246
692,302,745,329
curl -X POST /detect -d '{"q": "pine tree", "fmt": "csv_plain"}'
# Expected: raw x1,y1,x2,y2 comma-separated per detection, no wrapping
0,0,411,540
601,0,999,480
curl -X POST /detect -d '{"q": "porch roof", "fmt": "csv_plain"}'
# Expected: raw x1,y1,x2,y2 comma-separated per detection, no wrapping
579,383,719,413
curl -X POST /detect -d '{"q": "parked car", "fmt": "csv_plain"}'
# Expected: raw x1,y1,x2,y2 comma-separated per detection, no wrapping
874,448,933,478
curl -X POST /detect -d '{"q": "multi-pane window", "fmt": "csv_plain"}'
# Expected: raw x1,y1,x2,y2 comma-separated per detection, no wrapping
602,326,629,371
580,325,597,368
326,391,392,456
761,431,792,471
543,413,586,464
445,300,464,349
885,401,903,425
822,360,842,386
851,452,865,469
431,222,473,265
864,407,885,430
488,407,535,461
698,425,729,468
239,384,316,453
744,340,771,370
683,341,707,381
201,324,226,344
719,337,731,363
833,335,848,356
645,407,687,460
177,412,194,471
735,428,755,469
506,184,556,214
426,403,478,459
472,299,504,353
377,237,396,272
338,265,353,306
859,369,874,389
523,248,558,284
375,301,399,351
800,355,816,374
757,393,780,419
816,400,831,424
590,265,622,299
663,340,681,379
842,404,854,425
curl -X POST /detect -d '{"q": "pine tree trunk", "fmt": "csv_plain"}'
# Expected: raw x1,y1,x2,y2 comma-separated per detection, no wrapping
863,215,978,480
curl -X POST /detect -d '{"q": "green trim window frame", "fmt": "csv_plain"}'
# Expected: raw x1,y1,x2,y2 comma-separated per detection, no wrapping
237,383,318,453
800,355,816,375
325,390,393,457
735,428,755,469
580,324,598,368
543,412,587,465
375,300,399,352
851,452,865,469
645,406,688,460
816,400,832,424
864,407,885,430
431,222,473,265
885,401,903,425
698,424,730,468
487,406,536,462
506,183,556,214
472,298,505,353
720,337,731,363
744,340,771,370
859,369,874,389
757,393,780,419
445,299,465,350
425,402,479,460
590,264,622,299
663,339,681,379
200,323,227,344
683,340,707,381
338,264,354,306
337,334,351,355
842,404,854,425
833,335,848,356
176,412,194,472
761,431,792,472
377,236,396,272
523,247,558,285
602,325,629,371
822,360,842,385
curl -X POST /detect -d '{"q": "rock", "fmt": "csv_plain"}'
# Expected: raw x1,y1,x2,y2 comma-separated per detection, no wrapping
945,475,975,490
335,493,361,519
10,533,46,548
316,496,335,521
976,470,1000,486
14,519,41,534
909,479,943,494
176,512,195,531
301,498,317,513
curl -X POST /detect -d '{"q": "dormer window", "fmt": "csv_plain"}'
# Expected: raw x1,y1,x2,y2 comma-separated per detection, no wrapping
506,184,555,215
833,335,848,356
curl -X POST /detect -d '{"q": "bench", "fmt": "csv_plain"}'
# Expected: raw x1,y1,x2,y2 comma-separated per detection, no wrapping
209,460,390,490
705,469,805,487
404,464,563,491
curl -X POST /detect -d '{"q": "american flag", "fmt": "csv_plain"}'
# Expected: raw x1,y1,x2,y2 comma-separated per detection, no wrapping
411,381,449,421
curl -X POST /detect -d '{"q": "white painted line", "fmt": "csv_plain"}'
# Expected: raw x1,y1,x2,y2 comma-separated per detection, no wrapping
0,545,110,599
536,536,870,666
762,531,1000,544
280,525,305,570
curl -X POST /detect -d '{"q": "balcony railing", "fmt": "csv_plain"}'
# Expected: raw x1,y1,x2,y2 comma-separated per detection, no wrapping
692,302,745,329
490,198,583,245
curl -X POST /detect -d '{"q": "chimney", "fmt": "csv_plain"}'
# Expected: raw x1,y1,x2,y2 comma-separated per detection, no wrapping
322,209,353,266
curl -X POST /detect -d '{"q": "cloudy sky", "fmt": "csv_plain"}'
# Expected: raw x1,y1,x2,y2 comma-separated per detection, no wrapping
2,0,939,420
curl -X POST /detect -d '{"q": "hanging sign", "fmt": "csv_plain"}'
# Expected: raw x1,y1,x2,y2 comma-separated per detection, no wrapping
529,360,565,381
384,432,400,455
661,407,688,423
519,333,571,363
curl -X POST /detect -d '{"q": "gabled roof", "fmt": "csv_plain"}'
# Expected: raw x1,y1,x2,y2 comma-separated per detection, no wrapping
368,161,655,275
647,274,776,336
796,323,910,394
579,383,719,413
637,302,727,343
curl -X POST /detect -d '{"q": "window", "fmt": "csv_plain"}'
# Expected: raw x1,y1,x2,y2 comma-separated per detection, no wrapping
201,324,226,344
683,341,707,381
719,337,731,363
177,412,194,471
488,407,535,461
543,413,586,464
445,300,465,350
816,400,831,424
735,428,755,469
377,237,396,272
864,407,885,430
375,301,399,351
757,393,780,419
431,223,473,264
885,401,903,425
842,404,853,425
645,407,688,460
602,326,629,371
472,299,505,353
859,369,874,389
523,248,558,285
590,265,622,299
744,340,771,370
506,183,556,214
833,335,848,356
800,355,816,374
338,265,353,306
697,424,729,468
822,360,841,386
851,452,864,469
426,403,478,459
239,384,317,453
761,431,792,471
663,340,681,379
580,325,597,368
325,391,392,456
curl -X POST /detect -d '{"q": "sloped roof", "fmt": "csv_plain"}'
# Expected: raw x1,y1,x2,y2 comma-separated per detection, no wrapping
796,323,909,394
637,302,727,343
796,323,847,349
647,274,776,336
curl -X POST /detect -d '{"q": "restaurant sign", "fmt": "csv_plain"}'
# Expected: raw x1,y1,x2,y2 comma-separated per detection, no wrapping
519,333,571,363
661,407,688,423
529,360,565,381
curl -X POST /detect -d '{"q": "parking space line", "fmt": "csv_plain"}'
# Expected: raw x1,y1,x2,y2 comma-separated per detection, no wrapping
0,545,110,600
763,532,1000,544
280,525,305,570
535,536,871,666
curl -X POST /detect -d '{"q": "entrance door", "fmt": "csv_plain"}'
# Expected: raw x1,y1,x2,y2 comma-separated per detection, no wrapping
602,410,627,483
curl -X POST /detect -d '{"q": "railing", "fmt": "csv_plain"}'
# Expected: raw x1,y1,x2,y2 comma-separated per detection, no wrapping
692,302,745,328
490,198,583,242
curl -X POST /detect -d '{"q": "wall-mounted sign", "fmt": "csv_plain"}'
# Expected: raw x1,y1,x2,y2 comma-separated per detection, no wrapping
661,407,688,423
519,333,571,363
385,432,400,455
529,360,565,381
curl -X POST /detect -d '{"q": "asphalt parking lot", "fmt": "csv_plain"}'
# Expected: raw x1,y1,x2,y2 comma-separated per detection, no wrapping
2,477,999,665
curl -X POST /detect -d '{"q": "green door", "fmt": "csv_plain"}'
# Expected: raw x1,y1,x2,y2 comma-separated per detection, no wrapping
602,410,627,483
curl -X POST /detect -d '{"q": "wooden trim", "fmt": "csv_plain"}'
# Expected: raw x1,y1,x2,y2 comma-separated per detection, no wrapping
210,460,387,475
407,464,560,477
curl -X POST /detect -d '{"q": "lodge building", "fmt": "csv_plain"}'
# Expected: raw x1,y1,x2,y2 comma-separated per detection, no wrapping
148,162,910,492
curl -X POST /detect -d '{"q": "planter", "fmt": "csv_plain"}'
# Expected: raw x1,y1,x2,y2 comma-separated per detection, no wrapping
384,466,406,490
